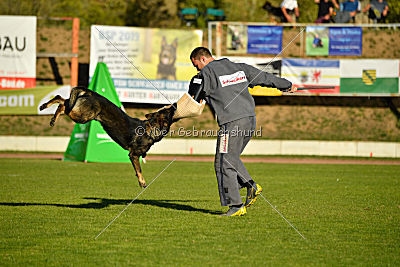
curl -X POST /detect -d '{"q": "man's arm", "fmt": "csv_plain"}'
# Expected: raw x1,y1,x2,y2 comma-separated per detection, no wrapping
332,0,339,9
328,6,333,19
239,63,295,91
362,4,371,13
295,7,299,18
281,7,293,22
188,73,207,102
351,1,361,16
383,4,389,17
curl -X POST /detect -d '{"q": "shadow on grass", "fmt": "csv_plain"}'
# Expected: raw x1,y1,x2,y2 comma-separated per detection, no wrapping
0,197,222,215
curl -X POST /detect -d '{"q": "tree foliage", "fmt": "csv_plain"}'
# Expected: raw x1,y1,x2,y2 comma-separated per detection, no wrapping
0,0,399,28
125,0,180,28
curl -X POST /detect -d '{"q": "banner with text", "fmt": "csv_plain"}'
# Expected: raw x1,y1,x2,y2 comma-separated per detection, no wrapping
0,85,70,115
281,58,340,93
90,25,202,104
306,26,362,56
329,27,362,56
0,16,36,89
247,26,283,55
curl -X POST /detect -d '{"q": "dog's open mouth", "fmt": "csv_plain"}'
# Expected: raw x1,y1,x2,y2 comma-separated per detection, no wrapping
161,57,172,65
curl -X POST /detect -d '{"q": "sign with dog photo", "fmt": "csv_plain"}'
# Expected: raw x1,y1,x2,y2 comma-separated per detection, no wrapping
90,25,202,104
0,16,36,89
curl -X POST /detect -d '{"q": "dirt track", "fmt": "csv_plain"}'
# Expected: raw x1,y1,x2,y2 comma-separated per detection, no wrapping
1,153,400,165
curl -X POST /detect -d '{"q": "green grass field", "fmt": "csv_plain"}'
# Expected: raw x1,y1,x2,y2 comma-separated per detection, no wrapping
1,158,399,265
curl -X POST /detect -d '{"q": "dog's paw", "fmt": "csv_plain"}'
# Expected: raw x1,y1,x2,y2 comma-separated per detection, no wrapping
39,104,46,111
50,120,55,127
138,181,147,188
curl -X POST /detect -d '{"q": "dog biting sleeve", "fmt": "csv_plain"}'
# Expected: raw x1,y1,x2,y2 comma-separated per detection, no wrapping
173,93,205,119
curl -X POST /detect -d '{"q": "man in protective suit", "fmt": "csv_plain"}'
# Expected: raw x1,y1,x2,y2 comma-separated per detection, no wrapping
186,47,296,216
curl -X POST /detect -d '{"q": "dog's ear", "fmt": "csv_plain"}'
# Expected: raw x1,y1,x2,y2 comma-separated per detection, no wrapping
172,38,178,49
161,36,167,47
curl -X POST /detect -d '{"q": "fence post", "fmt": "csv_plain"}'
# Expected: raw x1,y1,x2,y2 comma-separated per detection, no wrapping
208,22,213,52
70,18,80,88
300,27,304,57
216,21,222,58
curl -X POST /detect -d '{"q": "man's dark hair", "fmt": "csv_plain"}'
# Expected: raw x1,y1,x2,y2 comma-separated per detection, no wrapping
190,47,212,60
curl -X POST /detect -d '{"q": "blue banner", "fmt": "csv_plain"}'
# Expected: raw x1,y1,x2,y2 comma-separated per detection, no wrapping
329,27,362,56
247,26,283,55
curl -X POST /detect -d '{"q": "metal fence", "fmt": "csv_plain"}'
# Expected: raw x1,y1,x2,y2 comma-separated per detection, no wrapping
207,21,400,58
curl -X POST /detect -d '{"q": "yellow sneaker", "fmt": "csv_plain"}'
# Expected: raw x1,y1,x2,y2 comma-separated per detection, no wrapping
245,183,263,207
220,205,247,216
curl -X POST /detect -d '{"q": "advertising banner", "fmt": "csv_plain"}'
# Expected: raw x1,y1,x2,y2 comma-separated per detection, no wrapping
281,58,340,93
340,59,399,93
306,26,329,56
247,26,283,55
307,26,362,56
90,25,202,104
0,16,36,89
329,27,362,56
0,85,70,115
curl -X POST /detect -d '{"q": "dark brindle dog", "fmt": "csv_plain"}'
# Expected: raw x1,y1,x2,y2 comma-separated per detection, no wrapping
39,86,175,188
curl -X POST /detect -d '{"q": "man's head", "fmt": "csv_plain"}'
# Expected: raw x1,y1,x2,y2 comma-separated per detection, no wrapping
190,47,214,71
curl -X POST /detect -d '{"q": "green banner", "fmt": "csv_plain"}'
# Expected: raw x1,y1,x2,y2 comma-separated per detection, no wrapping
0,85,70,115
64,62,131,163
340,78,399,93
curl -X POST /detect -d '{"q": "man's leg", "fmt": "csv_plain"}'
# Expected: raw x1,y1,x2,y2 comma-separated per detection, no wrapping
235,116,263,207
214,131,229,207
214,121,246,207
235,116,256,188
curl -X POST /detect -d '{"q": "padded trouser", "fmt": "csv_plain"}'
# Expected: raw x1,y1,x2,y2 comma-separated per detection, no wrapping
215,116,256,206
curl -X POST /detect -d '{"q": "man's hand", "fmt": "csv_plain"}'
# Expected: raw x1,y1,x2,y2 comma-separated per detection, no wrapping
288,85,297,93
